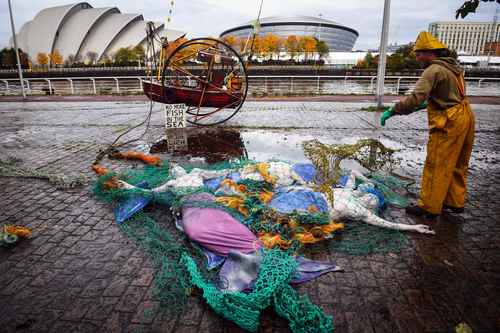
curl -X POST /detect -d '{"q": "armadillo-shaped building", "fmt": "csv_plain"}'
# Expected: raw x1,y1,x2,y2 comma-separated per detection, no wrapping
10,2,184,63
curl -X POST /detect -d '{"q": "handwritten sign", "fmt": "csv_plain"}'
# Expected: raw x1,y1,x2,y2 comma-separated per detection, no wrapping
165,128,188,152
164,104,187,128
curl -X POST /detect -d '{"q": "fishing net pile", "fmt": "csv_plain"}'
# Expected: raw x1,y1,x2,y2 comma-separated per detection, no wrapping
302,138,400,203
92,138,422,332
0,156,87,189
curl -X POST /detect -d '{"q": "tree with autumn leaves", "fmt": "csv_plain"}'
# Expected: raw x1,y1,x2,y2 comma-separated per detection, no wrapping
36,52,49,67
262,34,282,60
49,49,64,67
35,50,64,68
223,33,329,63
285,35,300,61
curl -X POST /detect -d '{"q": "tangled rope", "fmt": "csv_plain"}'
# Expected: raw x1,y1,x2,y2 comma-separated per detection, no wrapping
0,157,87,189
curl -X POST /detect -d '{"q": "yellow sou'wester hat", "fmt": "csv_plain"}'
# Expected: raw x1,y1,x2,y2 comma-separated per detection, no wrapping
414,31,447,51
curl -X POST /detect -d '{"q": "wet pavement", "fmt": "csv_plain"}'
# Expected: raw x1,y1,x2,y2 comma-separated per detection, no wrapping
0,100,499,333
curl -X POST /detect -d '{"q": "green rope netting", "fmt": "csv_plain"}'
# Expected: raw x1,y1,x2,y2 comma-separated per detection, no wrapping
0,156,87,189
120,212,193,313
92,163,172,204
367,172,415,208
300,139,410,255
93,159,256,205
328,220,408,256
92,140,412,331
303,139,398,189
182,249,333,333
237,179,274,193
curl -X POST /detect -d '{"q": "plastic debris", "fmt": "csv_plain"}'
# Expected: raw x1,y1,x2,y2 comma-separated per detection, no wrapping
0,225,32,246
292,256,343,284
292,163,317,183
92,139,433,332
114,181,152,224
269,186,330,214
217,250,263,292
181,193,261,256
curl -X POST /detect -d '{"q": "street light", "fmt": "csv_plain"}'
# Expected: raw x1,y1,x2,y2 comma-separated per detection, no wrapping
7,0,26,99
376,0,391,108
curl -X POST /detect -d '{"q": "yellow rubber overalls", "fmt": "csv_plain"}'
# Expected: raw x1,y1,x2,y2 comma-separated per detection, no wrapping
417,73,475,214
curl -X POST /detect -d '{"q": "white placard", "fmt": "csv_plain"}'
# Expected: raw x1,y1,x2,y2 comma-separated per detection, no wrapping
166,128,188,151
164,104,187,128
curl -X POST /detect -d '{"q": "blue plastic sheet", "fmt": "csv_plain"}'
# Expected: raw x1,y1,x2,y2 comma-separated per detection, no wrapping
195,245,226,270
203,172,241,191
114,181,151,224
269,187,329,214
335,175,349,188
359,186,386,211
292,163,317,183
291,256,343,284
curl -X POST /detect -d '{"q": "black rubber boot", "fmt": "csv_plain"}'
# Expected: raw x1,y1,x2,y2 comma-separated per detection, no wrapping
442,204,465,214
405,204,439,219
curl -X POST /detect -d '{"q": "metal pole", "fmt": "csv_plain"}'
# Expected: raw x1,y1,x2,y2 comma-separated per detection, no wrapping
8,0,26,99
318,13,322,41
376,0,391,108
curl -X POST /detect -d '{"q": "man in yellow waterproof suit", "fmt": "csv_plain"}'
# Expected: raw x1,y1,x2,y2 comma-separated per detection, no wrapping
381,31,475,218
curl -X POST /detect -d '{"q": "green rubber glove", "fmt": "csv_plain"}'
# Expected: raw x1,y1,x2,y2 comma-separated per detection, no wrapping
380,107,394,127
416,101,428,111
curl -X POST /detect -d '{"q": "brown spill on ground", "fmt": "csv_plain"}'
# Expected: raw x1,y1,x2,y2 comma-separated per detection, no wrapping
150,127,247,164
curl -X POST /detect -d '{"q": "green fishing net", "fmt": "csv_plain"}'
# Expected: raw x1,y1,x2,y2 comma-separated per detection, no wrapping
0,156,87,189
328,220,409,256
302,138,398,188
367,171,415,208
182,249,333,333
91,138,414,332
301,139,410,255
120,212,194,312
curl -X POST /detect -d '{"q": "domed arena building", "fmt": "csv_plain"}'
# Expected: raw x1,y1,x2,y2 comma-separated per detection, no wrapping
220,15,358,51
10,2,184,64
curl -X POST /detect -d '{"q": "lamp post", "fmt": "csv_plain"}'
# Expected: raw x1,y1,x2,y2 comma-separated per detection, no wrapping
8,0,26,99
318,13,323,41
376,0,391,108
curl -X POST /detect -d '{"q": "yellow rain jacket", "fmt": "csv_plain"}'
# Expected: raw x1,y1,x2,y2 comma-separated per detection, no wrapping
394,57,475,214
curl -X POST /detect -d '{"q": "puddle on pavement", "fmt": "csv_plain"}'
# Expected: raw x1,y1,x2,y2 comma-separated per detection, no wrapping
149,127,247,164
147,127,419,177
148,128,337,164
146,126,495,184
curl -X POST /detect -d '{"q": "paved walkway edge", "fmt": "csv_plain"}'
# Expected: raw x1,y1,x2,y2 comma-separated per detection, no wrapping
1,94,500,104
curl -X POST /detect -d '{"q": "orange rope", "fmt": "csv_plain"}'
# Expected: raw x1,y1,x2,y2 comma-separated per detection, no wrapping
91,164,109,175
109,151,161,166
258,220,344,249
4,225,32,238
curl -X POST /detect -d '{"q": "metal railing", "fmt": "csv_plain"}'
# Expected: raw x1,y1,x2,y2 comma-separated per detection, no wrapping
1,75,500,97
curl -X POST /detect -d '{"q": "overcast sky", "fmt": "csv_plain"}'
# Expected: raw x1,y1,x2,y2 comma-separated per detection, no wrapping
0,0,498,50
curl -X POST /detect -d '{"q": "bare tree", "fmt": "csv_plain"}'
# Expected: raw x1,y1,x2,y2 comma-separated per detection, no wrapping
86,51,98,65
66,54,76,66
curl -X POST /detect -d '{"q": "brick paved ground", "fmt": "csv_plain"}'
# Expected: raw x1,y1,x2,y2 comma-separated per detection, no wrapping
0,100,499,333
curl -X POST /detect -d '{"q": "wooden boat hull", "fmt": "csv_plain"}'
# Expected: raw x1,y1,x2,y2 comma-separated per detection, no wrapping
143,80,241,109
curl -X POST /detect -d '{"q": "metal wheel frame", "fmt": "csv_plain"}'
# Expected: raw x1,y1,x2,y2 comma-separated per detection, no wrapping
161,37,248,126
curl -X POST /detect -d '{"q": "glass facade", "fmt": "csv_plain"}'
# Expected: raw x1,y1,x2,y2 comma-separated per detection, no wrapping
221,20,358,51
